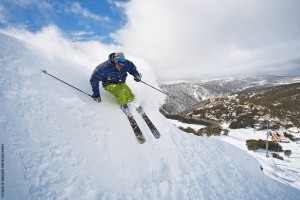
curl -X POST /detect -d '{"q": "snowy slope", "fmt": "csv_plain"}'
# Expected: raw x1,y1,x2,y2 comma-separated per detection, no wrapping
1,32,300,199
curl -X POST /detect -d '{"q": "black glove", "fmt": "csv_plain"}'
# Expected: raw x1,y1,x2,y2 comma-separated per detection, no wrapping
134,74,142,82
92,94,101,103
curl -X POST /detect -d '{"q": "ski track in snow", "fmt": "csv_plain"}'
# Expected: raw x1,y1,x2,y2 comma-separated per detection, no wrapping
1,32,300,199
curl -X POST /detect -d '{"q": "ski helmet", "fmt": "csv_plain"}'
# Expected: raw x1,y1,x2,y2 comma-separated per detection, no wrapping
114,52,126,66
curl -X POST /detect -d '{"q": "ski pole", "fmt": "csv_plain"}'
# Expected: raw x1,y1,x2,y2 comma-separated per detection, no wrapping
41,70,92,97
140,80,194,108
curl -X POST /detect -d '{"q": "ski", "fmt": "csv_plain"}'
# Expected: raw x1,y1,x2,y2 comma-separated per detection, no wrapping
136,106,161,139
120,104,146,144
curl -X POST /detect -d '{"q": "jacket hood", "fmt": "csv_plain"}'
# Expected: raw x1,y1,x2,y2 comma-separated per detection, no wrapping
108,53,116,65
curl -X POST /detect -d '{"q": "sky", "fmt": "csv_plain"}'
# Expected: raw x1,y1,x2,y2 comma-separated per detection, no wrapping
1,0,300,81
0,0,127,43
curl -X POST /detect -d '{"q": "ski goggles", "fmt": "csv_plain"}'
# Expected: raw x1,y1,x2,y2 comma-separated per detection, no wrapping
115,57,126,67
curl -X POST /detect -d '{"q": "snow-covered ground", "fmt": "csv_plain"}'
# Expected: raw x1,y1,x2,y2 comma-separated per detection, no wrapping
171,120,300,190
1,31,300,199
221,129,300,190
168,119,206,130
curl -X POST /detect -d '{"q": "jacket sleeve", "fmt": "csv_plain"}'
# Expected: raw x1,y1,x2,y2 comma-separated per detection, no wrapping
127,61,140,77
90,67,103,96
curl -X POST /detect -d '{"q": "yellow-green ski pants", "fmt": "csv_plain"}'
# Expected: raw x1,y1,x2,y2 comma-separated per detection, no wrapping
105,83,134,105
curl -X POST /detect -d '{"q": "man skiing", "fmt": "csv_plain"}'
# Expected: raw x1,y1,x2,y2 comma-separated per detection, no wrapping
90,52,141,106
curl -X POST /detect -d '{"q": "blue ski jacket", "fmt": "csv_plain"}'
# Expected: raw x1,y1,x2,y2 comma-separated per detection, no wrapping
90,53,140,96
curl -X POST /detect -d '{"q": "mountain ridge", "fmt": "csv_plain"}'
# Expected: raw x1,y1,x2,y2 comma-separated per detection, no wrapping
166,82,300,135
160,76,300,115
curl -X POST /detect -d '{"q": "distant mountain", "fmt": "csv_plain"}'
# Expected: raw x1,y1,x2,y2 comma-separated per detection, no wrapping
159,76,300,115
167,82,300,131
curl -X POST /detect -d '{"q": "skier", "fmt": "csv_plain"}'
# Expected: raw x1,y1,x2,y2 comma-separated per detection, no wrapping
90,52,142,106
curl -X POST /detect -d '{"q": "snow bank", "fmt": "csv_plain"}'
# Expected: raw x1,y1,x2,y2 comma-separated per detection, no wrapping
0,31,299,199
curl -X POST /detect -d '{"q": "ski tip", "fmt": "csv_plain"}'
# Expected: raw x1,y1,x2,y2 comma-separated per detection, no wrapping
153,133,160,139
137,136,146,144
41,70,47,73
136,106,142,113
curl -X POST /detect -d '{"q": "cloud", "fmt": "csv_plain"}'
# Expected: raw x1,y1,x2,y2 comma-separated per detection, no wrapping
11,0,52,9
113,0,300,80
1,0,299,81
64,2,110,23
65,30,107,41
1,26,115,68
0,4,7,24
